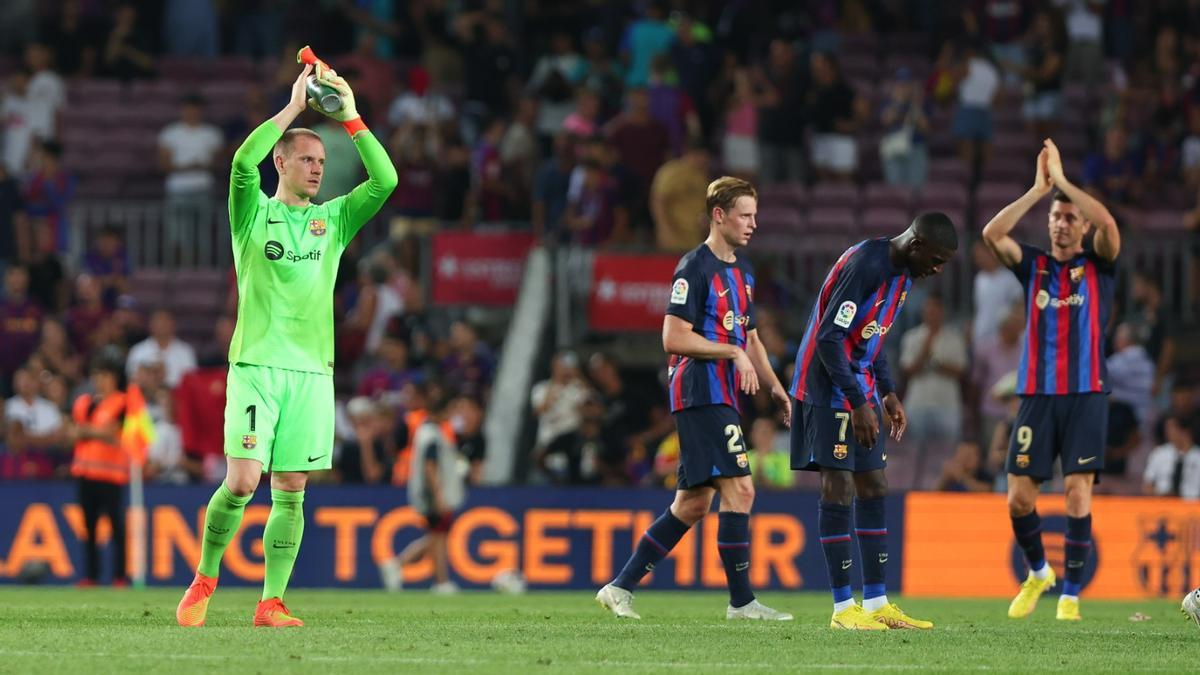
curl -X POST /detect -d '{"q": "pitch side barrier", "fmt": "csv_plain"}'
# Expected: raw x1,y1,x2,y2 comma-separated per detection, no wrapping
1,484,1196,597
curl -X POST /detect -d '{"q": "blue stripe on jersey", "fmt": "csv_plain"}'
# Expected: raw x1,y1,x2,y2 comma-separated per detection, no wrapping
1041,270,1058,393
1015,270,1034,394
703,282,722,403
1076,264,1093,391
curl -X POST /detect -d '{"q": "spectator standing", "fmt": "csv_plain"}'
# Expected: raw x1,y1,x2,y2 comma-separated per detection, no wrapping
40,0,104,77
650,139,710,252
30,318,83,385
1054,0,1105,92
531,133,576,241
5,365,65,460
81,226,129,307
2,68,37,175
162,0,218,57
952,42,1001,181
174,349,228,483
1020,10,1065,141
647,55,699,158
1083,126,1140,206
1125,271,1174,398
527,30,583,144
755,38,808,185
338,396,395,484
531,351,592,452
69,356,149,586
100,3,155,80
451,395,487,485
807,52,864,182
441,321,495,399
878,68,931,189
900,295,969,445
0,166,23,267
24,43,66,143
722,67,760,181
670,13,716,137
1107,323,1155,429
536,393,623,485
0,266,42,393
747,416,793,490
971,307,1025,444
23,141,74,254
125,310,197,388
621,1,675,87
605,88,671,220
1142,415,1200,499
158,95,223,266
971,240,1025,344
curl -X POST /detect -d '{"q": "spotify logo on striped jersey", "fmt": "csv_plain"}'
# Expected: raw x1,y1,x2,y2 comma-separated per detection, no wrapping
264,240,285,261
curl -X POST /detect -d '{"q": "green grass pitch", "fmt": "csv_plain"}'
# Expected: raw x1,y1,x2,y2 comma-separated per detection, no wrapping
0,588,1194,673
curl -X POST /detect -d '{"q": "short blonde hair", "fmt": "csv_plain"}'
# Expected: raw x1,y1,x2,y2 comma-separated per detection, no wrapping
706,176,757,217
273,128,324,158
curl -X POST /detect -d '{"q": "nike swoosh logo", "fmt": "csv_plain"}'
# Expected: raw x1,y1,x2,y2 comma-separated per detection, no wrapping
1077,456,1096,464
875,299,885,307
1037,270,1050,275
841,560,852,570
268,218,284,224
307,454,328,463
735,562,749,572
718,289,731,297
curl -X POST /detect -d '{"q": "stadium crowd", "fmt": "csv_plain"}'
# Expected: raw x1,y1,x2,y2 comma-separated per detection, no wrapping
1,1,1198,496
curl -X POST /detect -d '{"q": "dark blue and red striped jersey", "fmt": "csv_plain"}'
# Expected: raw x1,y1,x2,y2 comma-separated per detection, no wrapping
1008,242,1116,396
789,238,911,410
665,244,756,412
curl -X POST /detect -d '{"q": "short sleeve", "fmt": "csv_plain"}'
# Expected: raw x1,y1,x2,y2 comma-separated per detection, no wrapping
1007,242,1044,286
665,257,706,325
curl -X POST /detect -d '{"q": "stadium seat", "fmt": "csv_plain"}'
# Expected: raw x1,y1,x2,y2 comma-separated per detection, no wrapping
915,181,969,210
865,183,914,209
807,207,858,233
759,182,807,209
809,182,861,208
860,207,910,234
756,206,805,232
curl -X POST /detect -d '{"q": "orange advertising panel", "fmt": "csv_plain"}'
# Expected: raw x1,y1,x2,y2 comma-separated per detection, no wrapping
904,493,1200,599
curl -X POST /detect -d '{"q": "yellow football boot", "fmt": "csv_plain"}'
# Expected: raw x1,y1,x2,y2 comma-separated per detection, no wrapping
1008,567,1056,619
870,603,934,629
1056,596,1082,621
830,604,888,630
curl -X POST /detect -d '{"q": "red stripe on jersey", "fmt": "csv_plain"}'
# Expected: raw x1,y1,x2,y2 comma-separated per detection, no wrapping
1055,264,1071,395
670,354,685,409
732,267,750,342
710,273,735,405
795,245,861,403
1085,260,1102,391
1023,256,1045,395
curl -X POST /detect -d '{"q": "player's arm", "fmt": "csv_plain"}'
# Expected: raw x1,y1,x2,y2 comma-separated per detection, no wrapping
982,149,1054,267
873,349,907,441
814,257,880,446
663,316,758,395
1043,138,1120,261
310,68,398,244
229,65,314,234
745,328,790,426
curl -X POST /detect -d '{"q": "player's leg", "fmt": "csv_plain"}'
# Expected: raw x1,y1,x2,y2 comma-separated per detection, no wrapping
179,365,278,626
103,481,128,585
254,370,335,626
1056,393,1107,621
600,407,718,618
600,485,710,619
78,479,101,585
714,474,792,620
430,531,455,593
1005,396,1057,618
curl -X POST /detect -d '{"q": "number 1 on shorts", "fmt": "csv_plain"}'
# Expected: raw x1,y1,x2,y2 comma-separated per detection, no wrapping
246,404,257,432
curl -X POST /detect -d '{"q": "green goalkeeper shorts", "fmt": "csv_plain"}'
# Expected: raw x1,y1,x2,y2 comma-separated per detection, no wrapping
223,363,335,473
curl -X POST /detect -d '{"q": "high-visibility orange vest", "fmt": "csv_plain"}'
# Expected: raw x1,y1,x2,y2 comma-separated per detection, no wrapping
391,409,456,486
70,389,146,485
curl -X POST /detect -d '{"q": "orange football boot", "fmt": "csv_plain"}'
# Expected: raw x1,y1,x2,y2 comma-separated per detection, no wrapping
254,598,304,627
176,572,217,627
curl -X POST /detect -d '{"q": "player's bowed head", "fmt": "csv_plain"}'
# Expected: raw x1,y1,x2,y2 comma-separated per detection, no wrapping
890,212,959,279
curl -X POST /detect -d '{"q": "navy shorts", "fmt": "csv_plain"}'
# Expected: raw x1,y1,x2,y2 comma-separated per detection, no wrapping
674,404,750,489
790,398,887,473
1006,394,1108,481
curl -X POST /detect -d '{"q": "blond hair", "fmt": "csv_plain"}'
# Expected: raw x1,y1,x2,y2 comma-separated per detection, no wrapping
272,128,324,158
706,176,757,218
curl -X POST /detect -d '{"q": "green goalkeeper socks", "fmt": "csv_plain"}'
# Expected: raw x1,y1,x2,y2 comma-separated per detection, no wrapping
197,482,252,578
262,489,305,600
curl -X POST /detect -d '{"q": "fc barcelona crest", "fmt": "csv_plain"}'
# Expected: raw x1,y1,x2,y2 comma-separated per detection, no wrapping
833,444,848,460
736,453,748,468
242,434,257,449
1070,265,1084,283
1016,454,1030,468
309,219,327,236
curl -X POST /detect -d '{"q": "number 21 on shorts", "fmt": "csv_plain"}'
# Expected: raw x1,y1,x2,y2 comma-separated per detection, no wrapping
724,424,745,453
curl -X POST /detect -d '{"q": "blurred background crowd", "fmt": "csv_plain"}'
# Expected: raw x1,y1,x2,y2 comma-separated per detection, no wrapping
1,0,1199,498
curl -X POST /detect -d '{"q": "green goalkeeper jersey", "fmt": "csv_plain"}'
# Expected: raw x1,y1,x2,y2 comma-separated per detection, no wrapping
227,121,397,375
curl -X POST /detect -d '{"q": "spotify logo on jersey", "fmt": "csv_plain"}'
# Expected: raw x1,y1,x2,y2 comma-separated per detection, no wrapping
264,240,285,260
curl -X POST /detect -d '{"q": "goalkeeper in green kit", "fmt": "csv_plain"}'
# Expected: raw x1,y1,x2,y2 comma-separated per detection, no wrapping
176,60,396,628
